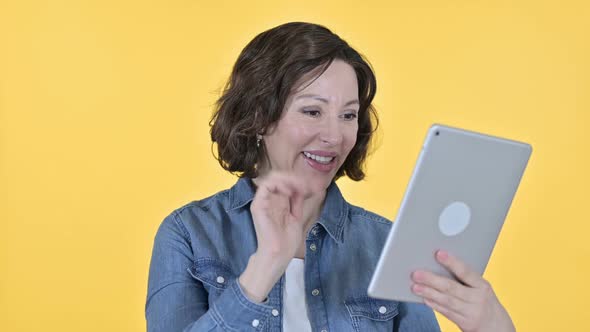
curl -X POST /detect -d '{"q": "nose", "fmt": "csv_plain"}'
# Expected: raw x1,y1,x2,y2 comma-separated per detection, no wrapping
318,116,343,146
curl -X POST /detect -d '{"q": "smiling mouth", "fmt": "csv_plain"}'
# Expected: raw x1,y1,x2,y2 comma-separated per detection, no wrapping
302,151,335,164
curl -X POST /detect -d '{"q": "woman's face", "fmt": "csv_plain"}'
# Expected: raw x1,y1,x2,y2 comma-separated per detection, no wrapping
261,59,359,191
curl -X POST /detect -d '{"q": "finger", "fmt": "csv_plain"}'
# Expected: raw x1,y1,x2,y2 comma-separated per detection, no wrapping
259,173,296,198
254,183,289,214
412,284,469,317
411,283,468,315
435,250,484,288
289,189,304,220
277,178,306,221
422,298,468,329
253,176,291,211
280,174,313,199
257,170,317,197
411,270,475,302
267,173,313,202
258,173,305,219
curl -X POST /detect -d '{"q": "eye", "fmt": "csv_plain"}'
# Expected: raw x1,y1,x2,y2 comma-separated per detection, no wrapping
342,112,358,121
301,108,321,117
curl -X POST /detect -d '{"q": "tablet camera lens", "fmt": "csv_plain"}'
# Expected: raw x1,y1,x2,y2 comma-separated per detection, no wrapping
435,131,440,136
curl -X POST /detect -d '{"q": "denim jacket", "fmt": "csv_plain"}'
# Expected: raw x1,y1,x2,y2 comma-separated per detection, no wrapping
146,178,441,332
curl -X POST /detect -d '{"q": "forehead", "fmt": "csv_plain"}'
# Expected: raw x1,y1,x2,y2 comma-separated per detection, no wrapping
291,60,359,100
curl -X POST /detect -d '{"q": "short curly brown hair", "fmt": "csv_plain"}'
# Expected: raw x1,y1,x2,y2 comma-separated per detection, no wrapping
210,22,378,181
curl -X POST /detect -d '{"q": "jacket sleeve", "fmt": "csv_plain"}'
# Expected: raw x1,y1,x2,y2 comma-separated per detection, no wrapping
145,213,275,332
393,302,441,332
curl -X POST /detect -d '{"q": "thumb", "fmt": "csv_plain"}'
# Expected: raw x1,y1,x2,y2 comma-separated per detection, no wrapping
289,189,304,221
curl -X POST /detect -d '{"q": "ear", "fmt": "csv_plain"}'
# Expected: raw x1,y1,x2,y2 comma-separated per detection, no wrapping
263,123,277,136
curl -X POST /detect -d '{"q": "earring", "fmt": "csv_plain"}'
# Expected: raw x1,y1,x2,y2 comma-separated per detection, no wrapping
256,133,262,148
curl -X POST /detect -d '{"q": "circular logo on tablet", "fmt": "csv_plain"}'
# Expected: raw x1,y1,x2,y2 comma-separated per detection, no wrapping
438,201,471,236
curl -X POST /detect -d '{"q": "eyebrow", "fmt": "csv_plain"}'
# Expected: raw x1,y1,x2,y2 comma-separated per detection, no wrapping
295,94,359,107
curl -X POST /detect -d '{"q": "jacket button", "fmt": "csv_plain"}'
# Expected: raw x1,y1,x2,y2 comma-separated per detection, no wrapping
271,309,279,316
216,276,225,284
312,289,320,296
252,319,260,327
379,306,387,314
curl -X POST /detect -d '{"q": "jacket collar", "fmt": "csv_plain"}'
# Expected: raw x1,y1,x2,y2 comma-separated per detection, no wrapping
228,177,347,244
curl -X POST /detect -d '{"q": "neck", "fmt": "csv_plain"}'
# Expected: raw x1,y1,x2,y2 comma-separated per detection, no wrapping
300,189,327,233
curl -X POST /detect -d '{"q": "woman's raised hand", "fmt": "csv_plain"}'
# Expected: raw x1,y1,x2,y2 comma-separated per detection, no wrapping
238,172,313,303
250,172,311,262
411,250,516,332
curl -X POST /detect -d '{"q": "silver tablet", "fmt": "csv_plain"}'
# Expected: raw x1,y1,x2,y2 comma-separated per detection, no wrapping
367,124,532,303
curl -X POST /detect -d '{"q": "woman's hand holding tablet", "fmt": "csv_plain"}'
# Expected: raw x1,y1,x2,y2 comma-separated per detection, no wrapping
411,250,515,332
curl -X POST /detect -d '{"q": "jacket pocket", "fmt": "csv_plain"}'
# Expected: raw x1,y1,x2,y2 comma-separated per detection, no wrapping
187,258,235,301
345,295,398,332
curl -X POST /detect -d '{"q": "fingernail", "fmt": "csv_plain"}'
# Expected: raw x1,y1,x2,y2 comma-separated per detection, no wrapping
411,284,423,294
436,250,448,261
411,271,422,281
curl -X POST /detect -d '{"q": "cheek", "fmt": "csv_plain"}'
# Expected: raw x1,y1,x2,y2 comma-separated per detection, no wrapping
343,125,358,153
287,125,317,151
296,124,316,139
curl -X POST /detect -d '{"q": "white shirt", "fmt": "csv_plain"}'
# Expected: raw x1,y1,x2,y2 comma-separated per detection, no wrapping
282,258,313,332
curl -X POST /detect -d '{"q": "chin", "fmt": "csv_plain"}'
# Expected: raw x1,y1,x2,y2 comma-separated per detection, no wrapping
299,171,335,193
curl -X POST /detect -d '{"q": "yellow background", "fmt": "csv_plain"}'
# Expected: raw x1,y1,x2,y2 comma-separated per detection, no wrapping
1,0,588,331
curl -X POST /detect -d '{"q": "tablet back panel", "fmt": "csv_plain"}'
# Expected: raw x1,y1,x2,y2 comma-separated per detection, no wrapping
367,124,532,302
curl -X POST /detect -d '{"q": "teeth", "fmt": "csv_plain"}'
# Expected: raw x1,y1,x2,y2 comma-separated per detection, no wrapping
303,152,335,164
